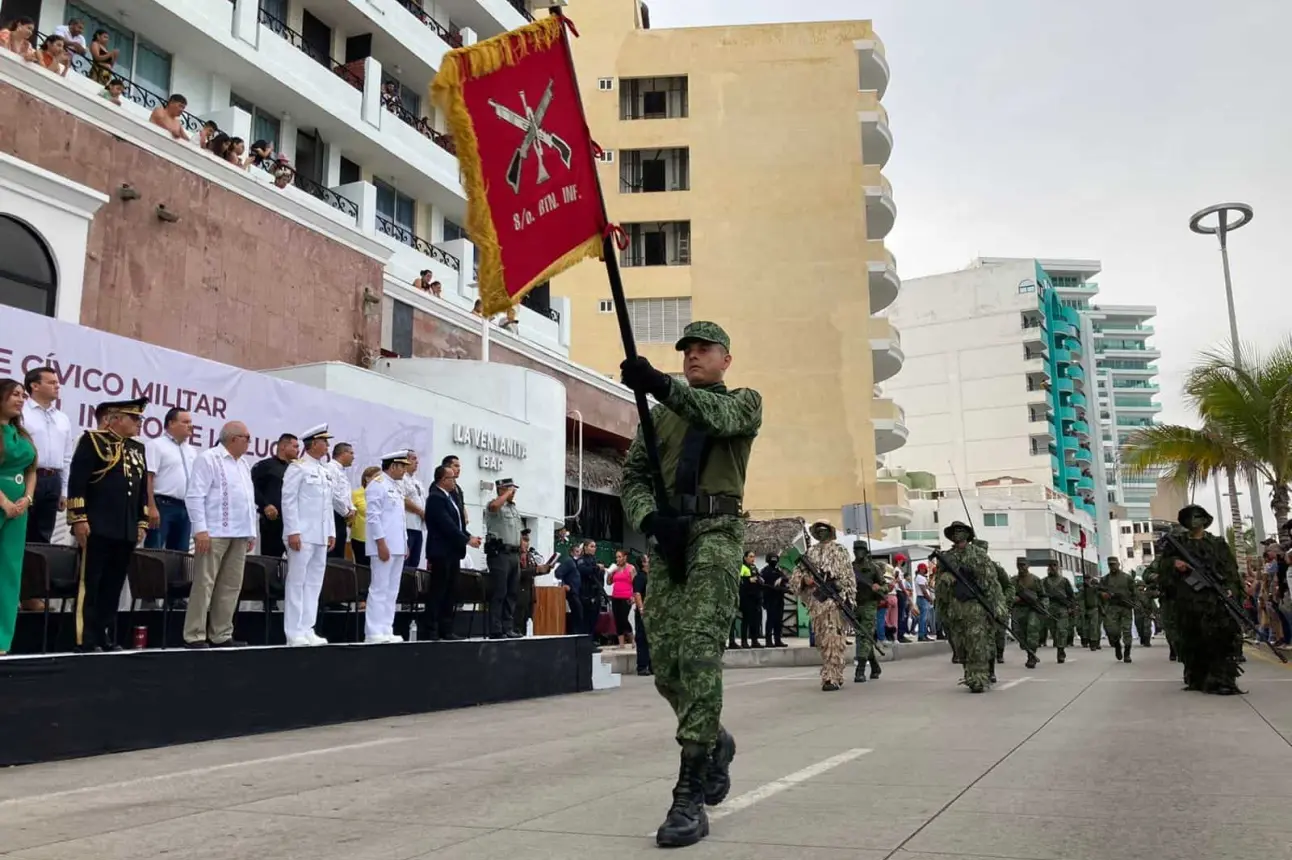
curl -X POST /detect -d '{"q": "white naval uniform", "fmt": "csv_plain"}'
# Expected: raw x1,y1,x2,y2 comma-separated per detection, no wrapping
281,453,337,643
364,473,408,641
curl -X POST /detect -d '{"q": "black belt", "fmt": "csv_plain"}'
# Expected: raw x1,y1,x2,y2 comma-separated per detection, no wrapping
670,493,742,517
155,494,185,504
35,468,60,477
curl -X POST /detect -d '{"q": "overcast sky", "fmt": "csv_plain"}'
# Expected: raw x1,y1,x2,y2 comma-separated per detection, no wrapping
647,0,1290,527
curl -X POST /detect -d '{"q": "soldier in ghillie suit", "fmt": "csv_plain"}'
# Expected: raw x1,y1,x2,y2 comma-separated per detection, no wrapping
1156,505,1244,695
937,521,1003,693
619,321,762,847
1009,558,1047,668
851,539,885,683
790,521,857,692
1041,560,1075,664
1099,557,1135,663
975,539,1013,667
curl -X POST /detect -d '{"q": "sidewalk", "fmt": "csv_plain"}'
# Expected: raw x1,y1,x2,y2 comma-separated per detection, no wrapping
599,635,948,674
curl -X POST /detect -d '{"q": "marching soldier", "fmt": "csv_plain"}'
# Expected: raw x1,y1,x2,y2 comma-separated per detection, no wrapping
1099,557,1135,663
1133,568,1156,647
937,522,1002,693
975,539,1012,669
1009,558,1046,668
789,521,856,692
619,320,761,848
67,397,149,652
1041,560,1075,664
852,540,885,683
1080,569,1103,650
1142,552,1177,661
282,423,337,646
364,449,410,644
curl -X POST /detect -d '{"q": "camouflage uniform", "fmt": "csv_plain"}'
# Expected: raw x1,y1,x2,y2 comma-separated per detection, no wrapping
619,321,762,847
938,522,1003,692
1156,505,1243,694
851,541,884,682
935,557,963,664
974,539,1013,664
1041,562,1075,663
1099,558,1135,662
1142,556,1177,661
1133,571,1156,646
1080,572,1103,650
1009,559,1047,667
789,523,857,691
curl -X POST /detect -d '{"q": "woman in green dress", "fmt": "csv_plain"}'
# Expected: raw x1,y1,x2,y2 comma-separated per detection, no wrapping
0,378,37,654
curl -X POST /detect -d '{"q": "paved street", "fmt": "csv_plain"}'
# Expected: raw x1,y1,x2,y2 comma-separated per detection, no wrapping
3,644,1292,860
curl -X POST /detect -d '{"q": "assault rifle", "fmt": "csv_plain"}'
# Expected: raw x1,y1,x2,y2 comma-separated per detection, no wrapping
779,544,861,631
929,549,1017,642
1015,585,1057,621
1158,532,1287,664
1096,584,1136,610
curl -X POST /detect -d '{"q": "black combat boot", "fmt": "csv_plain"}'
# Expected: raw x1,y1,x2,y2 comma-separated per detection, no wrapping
702,727,736,806
1168,644,1178,662
855,663,867,683
996,648,1005,663
822,681,840,691
1122,640,1132,664
1113,639,1123,661
656,745,710,848
988,660,997,684
1025,651,1038,669
1057,647,1066,664
869,655,882,679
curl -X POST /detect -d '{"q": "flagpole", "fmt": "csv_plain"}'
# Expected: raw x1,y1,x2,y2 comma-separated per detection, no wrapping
553,6,671,512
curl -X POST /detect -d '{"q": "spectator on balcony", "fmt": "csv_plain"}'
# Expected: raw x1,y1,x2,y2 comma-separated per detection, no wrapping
53,18,88,56
472,300,484,317
413,270,433,292
272,154,294,189
99,77,125,106
381,80,399,112
88,28,117,85
226,137,247,169
427,280,443,298
247,139,273,169
498,307,518,333
150,93,191,141
35,34,70,76
197,120,218,149
0,17,35,60
206,131,231,160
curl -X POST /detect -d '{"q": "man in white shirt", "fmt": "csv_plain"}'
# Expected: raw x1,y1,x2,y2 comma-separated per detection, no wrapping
53,18,88,55
21,366,74,543
145,408,198,551
282,423,337,646
183,422,257,648
400,451,426,570
326,442,356,559
365,450,411,643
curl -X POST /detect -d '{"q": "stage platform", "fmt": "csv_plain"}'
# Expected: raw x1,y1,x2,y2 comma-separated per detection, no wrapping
0,635,594,767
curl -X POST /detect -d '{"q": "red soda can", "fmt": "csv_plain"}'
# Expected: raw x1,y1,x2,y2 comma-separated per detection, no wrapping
133,626,148,650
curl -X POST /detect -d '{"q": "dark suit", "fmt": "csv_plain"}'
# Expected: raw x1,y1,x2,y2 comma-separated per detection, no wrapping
423,484,470,639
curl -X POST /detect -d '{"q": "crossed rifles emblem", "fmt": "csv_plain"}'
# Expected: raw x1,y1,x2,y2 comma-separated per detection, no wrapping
488,79,573,194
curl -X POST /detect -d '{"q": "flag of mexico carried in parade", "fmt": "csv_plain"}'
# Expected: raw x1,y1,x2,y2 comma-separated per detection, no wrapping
431,13,607,317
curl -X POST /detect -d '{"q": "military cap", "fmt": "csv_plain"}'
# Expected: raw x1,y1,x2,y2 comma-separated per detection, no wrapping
1015,557,1029,567
301,423,332,443
675,321,730,351
943,520,975,541
379,449,411,465
97,396,148,418
497,477,519,490
853,539,870,552
809,520,837,540
1177,504,1213,529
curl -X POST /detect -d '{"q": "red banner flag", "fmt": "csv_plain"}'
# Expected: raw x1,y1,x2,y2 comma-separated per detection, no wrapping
431,16,606,317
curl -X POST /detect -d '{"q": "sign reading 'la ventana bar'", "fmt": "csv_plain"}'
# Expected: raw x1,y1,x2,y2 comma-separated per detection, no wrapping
452,423,529,471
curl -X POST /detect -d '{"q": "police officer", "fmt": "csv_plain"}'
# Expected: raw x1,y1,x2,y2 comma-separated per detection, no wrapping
364,449,410,643
483,478,523,639
67,397,149,652
619,321,762,848
282,423,336,646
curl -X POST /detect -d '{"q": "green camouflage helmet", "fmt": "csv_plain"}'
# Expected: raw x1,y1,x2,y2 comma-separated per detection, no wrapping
675,321,731,351
972,538,989,550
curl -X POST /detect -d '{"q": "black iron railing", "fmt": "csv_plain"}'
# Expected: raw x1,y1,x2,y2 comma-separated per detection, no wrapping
255,158,360,219
52,41,205,135
257,8,363,90
383,98,456,156
508,0,534,21
376,214,461,271
392,0,463,48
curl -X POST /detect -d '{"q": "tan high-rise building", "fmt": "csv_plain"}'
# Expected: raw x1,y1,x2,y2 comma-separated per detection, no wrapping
549,0,907,529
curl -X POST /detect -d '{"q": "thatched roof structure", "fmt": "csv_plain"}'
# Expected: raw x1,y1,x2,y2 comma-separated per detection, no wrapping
743,517,807,556
566,447,624,495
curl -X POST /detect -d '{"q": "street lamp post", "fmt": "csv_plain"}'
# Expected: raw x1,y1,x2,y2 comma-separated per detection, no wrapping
1189,202,1263,542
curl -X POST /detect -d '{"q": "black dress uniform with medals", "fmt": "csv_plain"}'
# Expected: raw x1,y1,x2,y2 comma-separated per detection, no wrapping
67,397,150,651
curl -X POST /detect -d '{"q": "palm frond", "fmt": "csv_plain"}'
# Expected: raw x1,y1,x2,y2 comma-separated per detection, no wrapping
1119,424,1238,488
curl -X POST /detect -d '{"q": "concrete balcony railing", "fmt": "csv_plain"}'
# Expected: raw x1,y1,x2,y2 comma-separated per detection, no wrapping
874,477,913,529
854,37,891,98
861,165,896,241
867,240,899,314
869,317,904,384
872,398,908,455
857,91,892,169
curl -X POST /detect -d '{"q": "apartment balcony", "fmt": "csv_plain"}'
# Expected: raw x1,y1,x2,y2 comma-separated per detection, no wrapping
1072,420,1091,438
869,317,905,383
872,399,909,455
1054,376,1073,394
857,91,893,168
1070,391,1088,408
862,165,897,240
1023,325,1046,353
1024,359,1050,387
874,478,913,529
1076,475,1096,497
1097,344,1163,360
1111,380,1161,393
854,37,891,98
1114,401,1163,415
1101,363,1159,377
1052,348,1073,365
1097,323,1155,337
1072,447,1093,467
1030,426,1056,448
867,241,900,313
1050,453,1062,475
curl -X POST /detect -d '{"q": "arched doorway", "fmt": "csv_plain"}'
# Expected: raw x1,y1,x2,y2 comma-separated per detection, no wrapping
0,214,58,317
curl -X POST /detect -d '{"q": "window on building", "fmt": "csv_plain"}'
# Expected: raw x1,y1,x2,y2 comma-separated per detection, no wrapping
597,299,613,313
443,219,466,242
626,297,692,343
620,148,690,193
621,221,691,267
1018,279,1036,293
68,2,172,95
0,216,57,317
619,76,688,120
597,77,614,91
338,157,361,186
230,93,283,151
596,149,615,163
390,299,414,357
983,512,1009,527
374,179,416,240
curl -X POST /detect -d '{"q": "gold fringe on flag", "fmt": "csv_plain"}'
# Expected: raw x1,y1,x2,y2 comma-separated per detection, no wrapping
430,16,602,317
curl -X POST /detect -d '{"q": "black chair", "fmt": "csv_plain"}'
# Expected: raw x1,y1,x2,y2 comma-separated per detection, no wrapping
20,543,80,652
238,555,285,645
455,567,488,639
128,549,193,648
319,559,363,641
397,568,427,615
